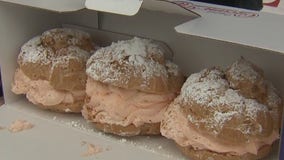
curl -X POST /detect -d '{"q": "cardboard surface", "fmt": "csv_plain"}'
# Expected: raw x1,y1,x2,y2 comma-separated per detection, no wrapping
174,12,284,54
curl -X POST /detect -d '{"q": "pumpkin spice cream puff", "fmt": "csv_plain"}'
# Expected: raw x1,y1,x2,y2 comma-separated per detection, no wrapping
12,28,96,113
83,37,184,136
161,58,282,160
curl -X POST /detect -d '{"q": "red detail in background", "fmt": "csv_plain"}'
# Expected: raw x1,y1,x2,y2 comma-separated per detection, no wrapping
264,0,280,7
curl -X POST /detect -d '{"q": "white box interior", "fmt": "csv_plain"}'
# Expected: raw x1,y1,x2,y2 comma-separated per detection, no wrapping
0,1,283,160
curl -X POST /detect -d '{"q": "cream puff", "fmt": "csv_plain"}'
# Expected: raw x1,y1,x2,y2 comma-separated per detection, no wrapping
12,28,95,113
161,58,282,160
83,37,184,136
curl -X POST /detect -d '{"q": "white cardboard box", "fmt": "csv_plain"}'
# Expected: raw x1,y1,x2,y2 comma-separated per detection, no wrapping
0,0,283,160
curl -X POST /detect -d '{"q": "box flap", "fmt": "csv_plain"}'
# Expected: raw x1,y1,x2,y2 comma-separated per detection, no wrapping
85,0,143,16
175,14,284,54
167,1,284,54
0,0,85,12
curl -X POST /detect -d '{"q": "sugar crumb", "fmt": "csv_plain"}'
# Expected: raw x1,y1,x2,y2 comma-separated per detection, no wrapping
8,120,34,133
62,120,94,133
120,138,127,143
64,108,71,113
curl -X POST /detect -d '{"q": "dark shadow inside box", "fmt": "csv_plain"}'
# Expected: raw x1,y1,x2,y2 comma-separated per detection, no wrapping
191,0,263,10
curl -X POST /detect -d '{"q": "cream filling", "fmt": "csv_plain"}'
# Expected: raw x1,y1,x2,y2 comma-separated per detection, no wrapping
85,79,176,127
12,69,85,106
161,103,279,156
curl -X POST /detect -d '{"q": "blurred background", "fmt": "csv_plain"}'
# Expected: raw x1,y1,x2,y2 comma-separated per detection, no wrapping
191,0,263,10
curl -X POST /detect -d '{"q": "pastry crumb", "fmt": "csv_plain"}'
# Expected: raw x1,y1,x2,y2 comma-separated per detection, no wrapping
8,120,34,133
81,141,104,157
158,145,163,149
52,116,57,120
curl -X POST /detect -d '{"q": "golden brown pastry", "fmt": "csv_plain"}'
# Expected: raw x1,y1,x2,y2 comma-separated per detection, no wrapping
82,37,184,136
12,28,95,113
161,58,282,160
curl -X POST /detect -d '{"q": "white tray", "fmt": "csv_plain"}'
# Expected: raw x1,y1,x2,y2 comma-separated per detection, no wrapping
0,98,279,160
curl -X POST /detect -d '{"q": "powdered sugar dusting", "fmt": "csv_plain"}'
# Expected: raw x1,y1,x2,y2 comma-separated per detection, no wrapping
181,67,270,135
266,82,282,108
18,29,91,77
245,99,267,118
42,28,91,47
51,46,90,70
180,69,228,106
213,111,238,126
19,36,52,65
227,58,259,83
209,89,244,110
86,37,179,87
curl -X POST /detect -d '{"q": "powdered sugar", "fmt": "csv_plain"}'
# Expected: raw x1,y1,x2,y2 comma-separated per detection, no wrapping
51,46,90,70
227,58,259,83
18,29,91,78
42,28,91,47
245,99,267,118
181,69,229,106
86,37,179,87
209,89,244,110
213,111,238,126
119,37,149,57
181,66,270,135
19,36,52,65
266,82,282,108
